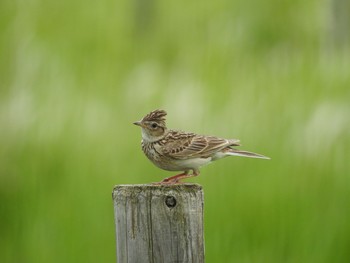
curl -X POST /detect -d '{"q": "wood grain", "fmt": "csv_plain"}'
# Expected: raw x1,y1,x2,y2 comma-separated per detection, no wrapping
113,184,204,263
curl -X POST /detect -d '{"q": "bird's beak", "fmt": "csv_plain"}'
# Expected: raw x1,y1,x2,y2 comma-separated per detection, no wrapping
133,121,143,127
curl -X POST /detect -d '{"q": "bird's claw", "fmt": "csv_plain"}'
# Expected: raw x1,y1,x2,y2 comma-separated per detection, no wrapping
151,178,182,185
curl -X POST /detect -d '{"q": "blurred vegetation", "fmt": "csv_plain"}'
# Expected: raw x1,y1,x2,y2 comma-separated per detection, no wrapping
1,0,349,262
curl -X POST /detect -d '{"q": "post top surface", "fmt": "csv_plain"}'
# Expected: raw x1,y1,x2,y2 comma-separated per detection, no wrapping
112,183,203,200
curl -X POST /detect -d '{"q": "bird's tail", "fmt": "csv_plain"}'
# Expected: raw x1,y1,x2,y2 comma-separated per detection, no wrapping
227,149,270,160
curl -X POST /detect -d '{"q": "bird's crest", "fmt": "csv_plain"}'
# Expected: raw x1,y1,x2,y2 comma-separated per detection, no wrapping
142,109,167,127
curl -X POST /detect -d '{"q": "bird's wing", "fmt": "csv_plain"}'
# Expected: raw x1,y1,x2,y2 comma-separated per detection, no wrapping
163,131,240,159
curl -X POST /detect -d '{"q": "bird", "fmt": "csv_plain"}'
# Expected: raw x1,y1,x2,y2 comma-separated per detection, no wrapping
134,109,270,184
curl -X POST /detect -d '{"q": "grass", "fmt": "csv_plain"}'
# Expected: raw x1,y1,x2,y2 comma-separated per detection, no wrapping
1,0,350,262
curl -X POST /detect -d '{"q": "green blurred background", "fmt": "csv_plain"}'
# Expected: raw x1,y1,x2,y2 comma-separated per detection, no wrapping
1,0,349,262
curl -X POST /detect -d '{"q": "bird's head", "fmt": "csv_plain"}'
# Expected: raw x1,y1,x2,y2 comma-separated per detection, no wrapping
133,109,168,142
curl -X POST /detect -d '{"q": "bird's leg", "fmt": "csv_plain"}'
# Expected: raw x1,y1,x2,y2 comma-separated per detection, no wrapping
159,171,189,184
157,170,200,185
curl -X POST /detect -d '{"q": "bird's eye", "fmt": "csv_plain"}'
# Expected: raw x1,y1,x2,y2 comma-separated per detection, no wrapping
151,123,158,129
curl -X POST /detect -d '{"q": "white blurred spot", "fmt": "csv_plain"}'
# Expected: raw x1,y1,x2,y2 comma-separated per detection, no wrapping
302,102,349,158
123,61,160,108
162,71,206,128
0,89,34,133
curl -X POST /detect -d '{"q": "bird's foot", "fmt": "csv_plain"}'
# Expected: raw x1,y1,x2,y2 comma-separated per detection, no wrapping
151,180,178,185
151,177,181,185
152,171,198,185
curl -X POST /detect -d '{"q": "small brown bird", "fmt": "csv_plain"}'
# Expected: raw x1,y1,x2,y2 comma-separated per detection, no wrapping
134,109,270,184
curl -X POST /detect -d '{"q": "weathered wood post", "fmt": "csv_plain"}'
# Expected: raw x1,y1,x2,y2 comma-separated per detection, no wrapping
112,184,204,263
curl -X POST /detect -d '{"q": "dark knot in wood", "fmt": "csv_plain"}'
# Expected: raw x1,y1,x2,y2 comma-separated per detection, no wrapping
165,195,177,208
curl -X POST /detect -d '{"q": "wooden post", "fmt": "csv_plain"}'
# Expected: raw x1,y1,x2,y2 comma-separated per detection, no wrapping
112,184,204,263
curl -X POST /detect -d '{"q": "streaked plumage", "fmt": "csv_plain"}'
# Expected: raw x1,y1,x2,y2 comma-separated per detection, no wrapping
134,109,270,184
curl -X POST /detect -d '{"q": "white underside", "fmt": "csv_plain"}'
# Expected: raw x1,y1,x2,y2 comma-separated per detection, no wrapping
170,152,232,171
172,157,213,171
